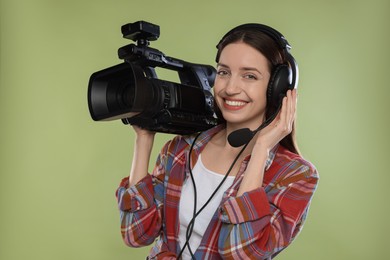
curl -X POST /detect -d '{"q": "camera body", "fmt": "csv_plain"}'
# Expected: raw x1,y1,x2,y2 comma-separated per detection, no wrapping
88,21,218,135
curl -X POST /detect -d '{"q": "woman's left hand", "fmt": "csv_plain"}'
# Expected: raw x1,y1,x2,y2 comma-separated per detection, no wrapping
254,89,297,153
237,90,297,196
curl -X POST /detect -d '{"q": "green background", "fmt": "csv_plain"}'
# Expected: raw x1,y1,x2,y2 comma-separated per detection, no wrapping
1,0,389,259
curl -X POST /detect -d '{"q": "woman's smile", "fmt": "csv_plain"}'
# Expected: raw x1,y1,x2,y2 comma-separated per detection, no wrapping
223,98,248,110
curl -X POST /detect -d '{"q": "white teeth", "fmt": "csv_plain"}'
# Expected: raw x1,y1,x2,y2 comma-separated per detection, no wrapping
225,100,246,106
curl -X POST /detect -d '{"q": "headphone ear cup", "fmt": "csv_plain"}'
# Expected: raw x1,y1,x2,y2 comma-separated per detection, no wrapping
267,64,291,108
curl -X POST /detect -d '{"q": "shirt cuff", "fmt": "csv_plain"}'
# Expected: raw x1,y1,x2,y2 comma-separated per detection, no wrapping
219,187,271,224
116,175,154,212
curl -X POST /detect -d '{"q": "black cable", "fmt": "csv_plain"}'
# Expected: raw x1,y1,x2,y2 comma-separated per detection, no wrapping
186,133,200,259
178,132,250,259
177,132,201,259
253,103,281,134
177,101,282,259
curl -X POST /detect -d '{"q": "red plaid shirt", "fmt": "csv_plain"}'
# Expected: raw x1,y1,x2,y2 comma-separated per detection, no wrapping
116,125,319,259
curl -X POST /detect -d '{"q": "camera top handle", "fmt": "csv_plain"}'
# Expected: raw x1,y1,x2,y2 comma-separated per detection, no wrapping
117,21,215,93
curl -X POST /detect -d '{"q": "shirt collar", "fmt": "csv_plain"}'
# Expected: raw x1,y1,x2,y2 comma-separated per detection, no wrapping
183,124,225,148
183,124,278,171
183,124,225,170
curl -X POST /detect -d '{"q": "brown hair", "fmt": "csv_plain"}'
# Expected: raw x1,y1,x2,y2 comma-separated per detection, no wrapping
216,27,300,155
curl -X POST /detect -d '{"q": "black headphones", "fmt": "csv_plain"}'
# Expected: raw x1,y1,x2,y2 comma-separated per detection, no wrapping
216,23,299,110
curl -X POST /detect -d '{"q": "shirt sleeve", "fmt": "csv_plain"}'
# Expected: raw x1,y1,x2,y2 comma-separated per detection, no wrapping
115,141,171,248
217,159,319,259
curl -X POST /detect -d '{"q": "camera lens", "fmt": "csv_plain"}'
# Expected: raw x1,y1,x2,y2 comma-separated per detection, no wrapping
88,63,154,121
117,82,135,109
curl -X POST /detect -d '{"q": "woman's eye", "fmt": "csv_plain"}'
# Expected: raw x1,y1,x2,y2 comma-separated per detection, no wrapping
243,74,257,80
217,70,229,77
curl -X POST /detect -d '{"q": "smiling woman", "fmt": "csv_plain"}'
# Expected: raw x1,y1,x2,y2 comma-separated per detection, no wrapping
115,23,318,259
1,1,389,259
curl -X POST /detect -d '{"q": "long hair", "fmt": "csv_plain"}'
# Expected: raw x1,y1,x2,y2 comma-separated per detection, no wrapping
215,27,300,155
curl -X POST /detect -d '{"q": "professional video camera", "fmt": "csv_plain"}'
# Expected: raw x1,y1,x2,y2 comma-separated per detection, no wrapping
88,21,218,135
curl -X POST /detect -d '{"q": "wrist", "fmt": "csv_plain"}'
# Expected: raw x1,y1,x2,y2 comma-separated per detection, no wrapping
252,142,271,159
135,132,155,144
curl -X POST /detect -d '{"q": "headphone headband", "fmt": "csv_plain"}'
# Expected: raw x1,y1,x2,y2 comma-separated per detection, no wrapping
217,23,299,90
217,23,292,52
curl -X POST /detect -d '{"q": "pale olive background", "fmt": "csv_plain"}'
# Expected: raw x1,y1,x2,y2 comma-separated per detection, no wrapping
0,0,389,259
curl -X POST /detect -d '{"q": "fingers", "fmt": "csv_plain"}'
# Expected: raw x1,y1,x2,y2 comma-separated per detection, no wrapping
290,89,297,126
278,89,297,135
255,90,297,150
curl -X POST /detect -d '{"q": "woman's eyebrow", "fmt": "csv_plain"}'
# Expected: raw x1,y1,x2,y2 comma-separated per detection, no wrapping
217,63,264,77
217,63,261,73
216,63,229,68
241,67,262,74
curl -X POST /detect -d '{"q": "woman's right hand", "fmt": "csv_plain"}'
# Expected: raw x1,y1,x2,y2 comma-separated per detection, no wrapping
129,125,156,186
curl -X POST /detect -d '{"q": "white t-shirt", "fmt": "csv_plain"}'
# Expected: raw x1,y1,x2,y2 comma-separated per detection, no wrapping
178,154,235,259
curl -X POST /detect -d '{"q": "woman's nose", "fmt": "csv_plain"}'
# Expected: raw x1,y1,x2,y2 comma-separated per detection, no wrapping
225,76,241,95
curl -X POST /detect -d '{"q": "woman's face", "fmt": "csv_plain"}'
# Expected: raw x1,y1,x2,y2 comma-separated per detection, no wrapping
214,42,271,130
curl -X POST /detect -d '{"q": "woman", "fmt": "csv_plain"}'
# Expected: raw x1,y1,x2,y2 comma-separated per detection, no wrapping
116,23,319,259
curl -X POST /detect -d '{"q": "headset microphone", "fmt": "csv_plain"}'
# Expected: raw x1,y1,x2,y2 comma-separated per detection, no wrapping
227,106,279,147
228,128,254,147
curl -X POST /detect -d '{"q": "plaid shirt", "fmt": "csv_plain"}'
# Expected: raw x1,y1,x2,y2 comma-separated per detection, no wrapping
116,125,319,259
